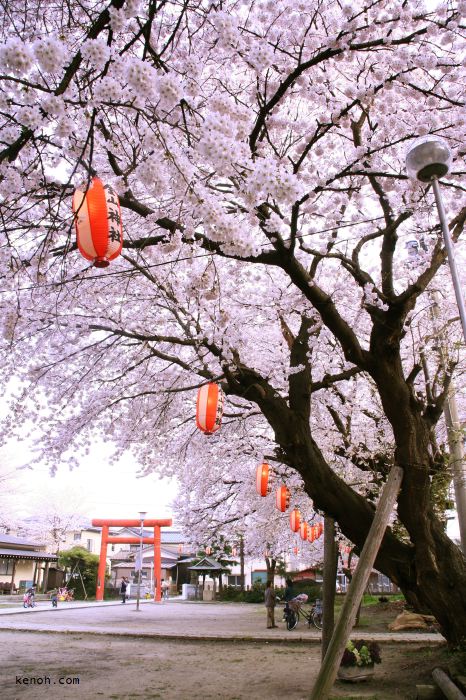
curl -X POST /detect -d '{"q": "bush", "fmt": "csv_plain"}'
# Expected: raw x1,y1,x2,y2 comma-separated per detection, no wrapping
289,578,323,601
219,584,267,603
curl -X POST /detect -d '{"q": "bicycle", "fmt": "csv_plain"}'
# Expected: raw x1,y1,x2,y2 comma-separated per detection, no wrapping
284,597,323,631
23,592,36,608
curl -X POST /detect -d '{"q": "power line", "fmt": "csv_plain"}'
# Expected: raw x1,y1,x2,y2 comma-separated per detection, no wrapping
0,215,388,295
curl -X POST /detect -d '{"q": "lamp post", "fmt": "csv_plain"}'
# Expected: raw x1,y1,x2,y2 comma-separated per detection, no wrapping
406,136,466,342
135,511,147,612
406,137,466,555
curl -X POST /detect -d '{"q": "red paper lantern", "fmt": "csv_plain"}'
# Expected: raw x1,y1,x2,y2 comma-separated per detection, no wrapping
299,522,309,540
290,508,301,532
293,546,299,555
196,383,224,435
317,523,323,538
73,177,123,268
256,462,271,497
205,546,212,555
275,485,290,512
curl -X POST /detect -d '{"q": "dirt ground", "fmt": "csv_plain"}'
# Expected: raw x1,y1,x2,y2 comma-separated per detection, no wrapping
0,630,449,700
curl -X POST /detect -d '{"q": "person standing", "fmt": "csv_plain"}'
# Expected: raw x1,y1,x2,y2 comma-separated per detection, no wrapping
120,576,129,604
264,580,278,629
161,579,169,600
283,577,296,621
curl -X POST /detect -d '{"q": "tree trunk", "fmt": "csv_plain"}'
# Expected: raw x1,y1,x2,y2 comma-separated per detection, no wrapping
265,557,276,585
239,536,245,592
228,331,466,647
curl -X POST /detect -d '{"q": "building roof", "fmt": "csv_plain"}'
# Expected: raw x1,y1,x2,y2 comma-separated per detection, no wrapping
0,534,45,549
0,548,58,561
187,557,224,572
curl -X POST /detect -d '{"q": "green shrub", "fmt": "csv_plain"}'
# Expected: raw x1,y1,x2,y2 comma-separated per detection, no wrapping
289,578,322,601
219,585,267,603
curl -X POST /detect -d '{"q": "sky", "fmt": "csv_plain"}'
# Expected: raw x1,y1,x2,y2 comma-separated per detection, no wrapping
3,440,178,525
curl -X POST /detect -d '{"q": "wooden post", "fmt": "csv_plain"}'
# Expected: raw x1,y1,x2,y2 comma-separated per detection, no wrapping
432,668,465,699
10,560,16,594
310,465,404,700
321,516,337,659
42,562,50,593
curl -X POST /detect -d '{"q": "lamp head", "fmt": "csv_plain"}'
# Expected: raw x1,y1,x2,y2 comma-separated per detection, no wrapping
406,136,452,182
139,511,147,522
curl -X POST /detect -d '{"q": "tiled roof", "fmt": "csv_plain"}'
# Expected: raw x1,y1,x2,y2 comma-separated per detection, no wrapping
0,534,45,548
0,548,57,561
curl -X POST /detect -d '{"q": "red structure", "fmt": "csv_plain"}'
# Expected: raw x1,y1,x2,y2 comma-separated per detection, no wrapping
91,518,172,602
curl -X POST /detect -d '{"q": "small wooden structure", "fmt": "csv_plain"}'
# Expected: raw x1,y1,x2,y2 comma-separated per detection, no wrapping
187,557,224,597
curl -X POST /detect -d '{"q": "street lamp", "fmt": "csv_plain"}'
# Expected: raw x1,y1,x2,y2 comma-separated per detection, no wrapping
406,137,466,555
406,136,466,343
135,511,147,612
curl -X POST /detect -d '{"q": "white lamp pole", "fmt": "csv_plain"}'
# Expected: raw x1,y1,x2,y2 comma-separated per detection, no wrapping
406,137,466,554
135,511,147,612
406,136,466,342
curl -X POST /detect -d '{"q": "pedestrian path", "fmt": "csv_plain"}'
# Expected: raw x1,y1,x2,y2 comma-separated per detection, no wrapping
0,600,445,646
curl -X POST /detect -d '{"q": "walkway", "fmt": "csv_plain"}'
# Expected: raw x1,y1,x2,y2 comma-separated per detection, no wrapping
0,598,445,645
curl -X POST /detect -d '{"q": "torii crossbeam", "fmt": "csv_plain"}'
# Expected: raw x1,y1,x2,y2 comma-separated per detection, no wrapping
92,518,172,602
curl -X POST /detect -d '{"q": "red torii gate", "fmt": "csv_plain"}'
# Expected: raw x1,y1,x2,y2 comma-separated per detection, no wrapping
92,518,172,602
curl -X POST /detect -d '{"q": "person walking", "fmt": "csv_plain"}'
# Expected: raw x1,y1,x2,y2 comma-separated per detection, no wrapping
264,580,278,629
120,576,129,604
161,579,169,600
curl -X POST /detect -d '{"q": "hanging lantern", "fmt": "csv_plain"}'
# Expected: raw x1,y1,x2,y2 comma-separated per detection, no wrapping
275,485,290,512
178,544,183,554
196,383,224,435
317,523,324,538
72,177,123,268
256,462,271,497
264,549,271,558
205,546,212,555
232,547,238,557
299,522,309,540
290,508,301,532
307,526,316,543
293,546,299,555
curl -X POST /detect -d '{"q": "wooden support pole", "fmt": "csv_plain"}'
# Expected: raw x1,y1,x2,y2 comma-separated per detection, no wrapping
432,668,466,700
321,516,337,660
310,465,404,700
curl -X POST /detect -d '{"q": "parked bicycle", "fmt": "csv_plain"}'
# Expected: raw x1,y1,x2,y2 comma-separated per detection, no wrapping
283,595,323,631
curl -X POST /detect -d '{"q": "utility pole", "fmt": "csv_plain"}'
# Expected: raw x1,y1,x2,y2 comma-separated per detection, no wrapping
431,291,466,555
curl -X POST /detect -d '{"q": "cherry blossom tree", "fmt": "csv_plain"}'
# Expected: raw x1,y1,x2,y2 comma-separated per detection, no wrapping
0,0,465,645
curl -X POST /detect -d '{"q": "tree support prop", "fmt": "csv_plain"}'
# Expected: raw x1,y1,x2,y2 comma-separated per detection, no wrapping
432,668,466,700
310,465,404,700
